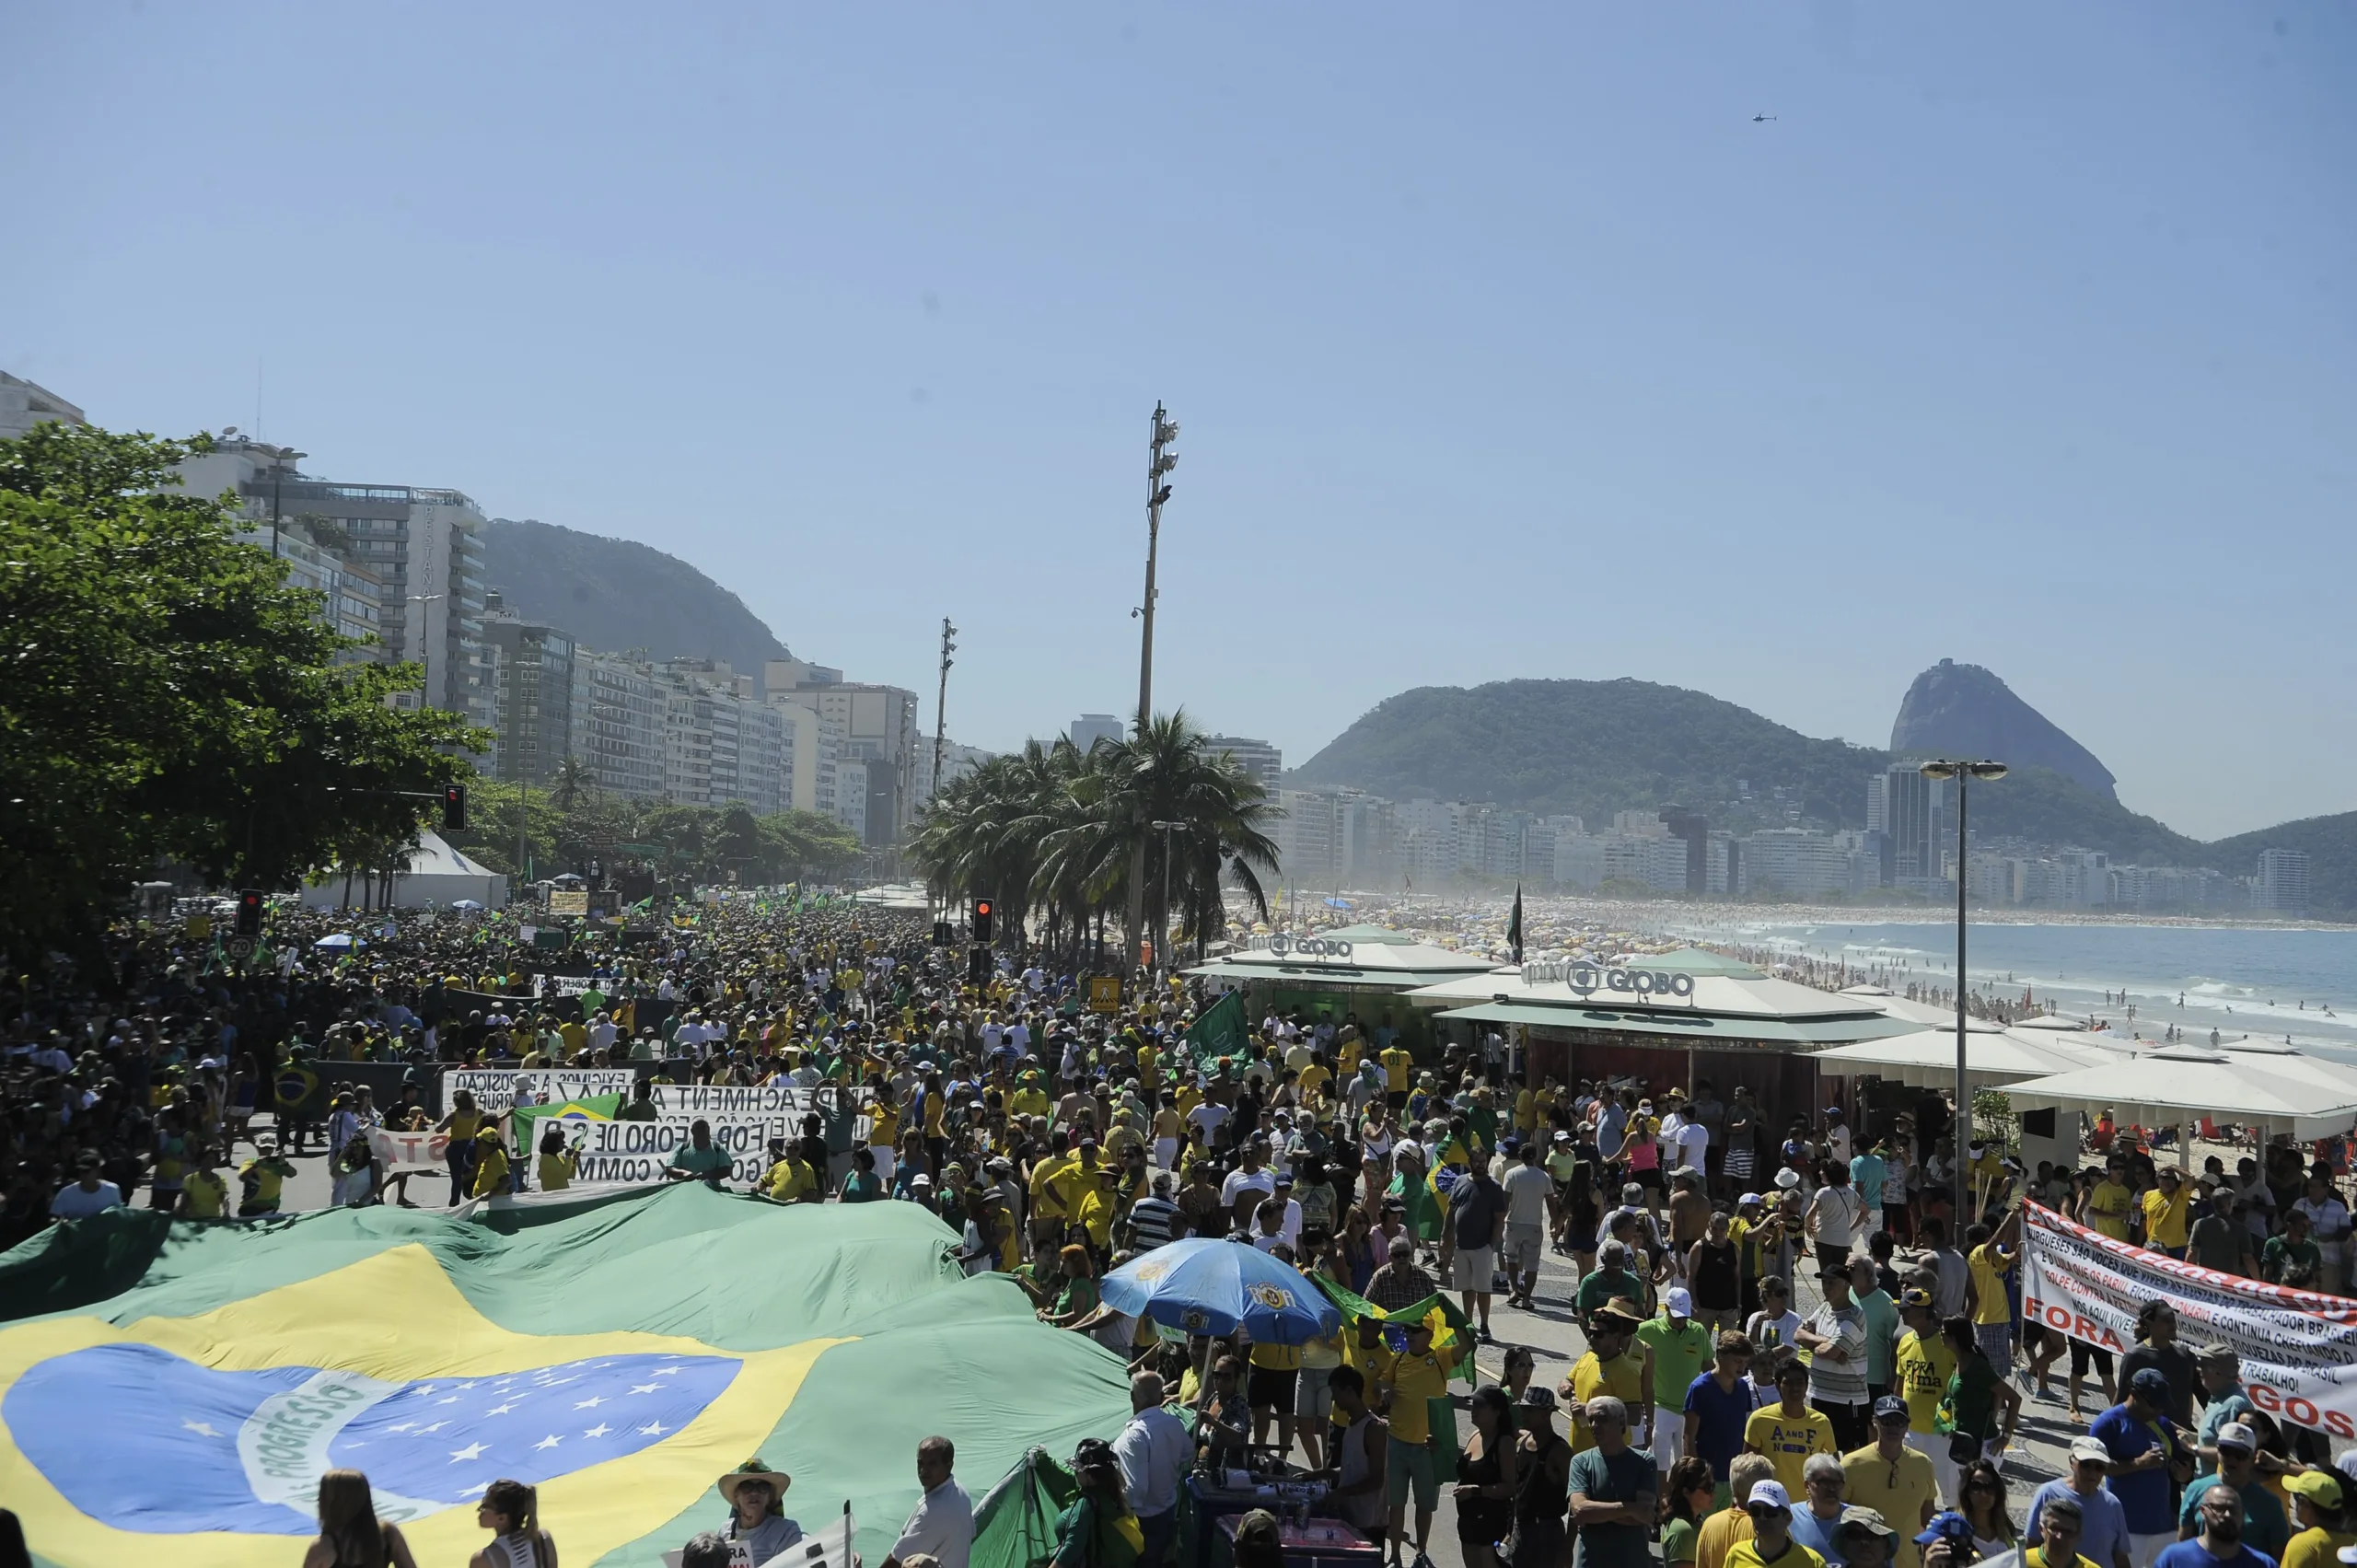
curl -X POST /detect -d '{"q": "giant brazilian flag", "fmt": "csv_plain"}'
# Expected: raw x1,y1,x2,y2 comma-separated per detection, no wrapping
0,1187,1132,1568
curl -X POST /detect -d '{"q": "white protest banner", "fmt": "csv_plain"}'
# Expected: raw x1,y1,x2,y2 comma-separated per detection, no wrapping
368,1126,451,1174
441,1067,637,1113
568,1117,772,1187
2021,1201,2357,1437
648,1083,815,1117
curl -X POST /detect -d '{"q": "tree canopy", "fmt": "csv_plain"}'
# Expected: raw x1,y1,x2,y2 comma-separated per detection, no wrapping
0,423,485,959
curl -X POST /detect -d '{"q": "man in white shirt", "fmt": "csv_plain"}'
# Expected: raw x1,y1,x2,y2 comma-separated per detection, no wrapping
1113,1373,1193,1568
882,1436,972,1568
50,1153,123,1220
1220,1143,1276,1228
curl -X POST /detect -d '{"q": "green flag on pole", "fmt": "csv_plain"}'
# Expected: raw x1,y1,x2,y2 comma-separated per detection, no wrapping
1181,990,1249,1067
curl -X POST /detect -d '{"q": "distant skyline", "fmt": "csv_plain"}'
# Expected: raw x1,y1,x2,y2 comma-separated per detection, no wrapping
6,3,2351,840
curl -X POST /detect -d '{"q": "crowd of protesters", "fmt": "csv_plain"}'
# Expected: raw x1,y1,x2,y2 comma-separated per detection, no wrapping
10,892,2357,1568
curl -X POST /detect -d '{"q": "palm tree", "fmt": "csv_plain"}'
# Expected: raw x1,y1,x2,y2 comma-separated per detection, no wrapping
549,755,593,815
911,711,1279,971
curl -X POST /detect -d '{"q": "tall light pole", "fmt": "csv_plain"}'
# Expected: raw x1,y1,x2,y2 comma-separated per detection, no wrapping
1920,757,2008,1222
406,593,446,712
1152,819,1187,974
932,618,957,811
1123,403,1179,970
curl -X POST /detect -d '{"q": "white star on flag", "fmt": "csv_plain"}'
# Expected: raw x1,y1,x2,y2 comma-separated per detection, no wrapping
418,1422,448,1434
638,1421,667,1435
181,1420,220,1438
652,1365,679,1376
534,1435,563,1450
485,1403,517,1415
583,1423,612,1438
628,1384,661,1395
575,1396,605,1409
459,1481,491,1498
437,1396,460,1405
449,1443,488,1462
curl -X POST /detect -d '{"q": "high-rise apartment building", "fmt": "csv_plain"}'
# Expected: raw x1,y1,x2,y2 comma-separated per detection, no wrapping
177,437,493,729
575,648,666,801
0,373,84,439
766,694,842,818
484,610,577,786
1069,714,1126,753
1203,736,1283,795
765,661,918,846
2256,848,2311,914
1868,764,1946,889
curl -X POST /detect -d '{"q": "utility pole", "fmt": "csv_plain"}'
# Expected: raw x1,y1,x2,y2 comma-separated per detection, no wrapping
1122,404,1179,970
932,618,957,815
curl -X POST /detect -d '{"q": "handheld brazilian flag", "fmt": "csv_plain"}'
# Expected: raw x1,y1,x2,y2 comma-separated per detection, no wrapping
1308,1275,1479,1386
0,1187,1129,1568
1181,989,1249,1068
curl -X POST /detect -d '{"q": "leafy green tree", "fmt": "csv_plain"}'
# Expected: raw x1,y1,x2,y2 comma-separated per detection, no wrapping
0,423,485,959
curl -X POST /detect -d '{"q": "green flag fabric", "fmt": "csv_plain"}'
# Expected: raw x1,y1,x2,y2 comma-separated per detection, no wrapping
0,1187,1132,1568
1308,1273,1478,1385
510,1092,625,1158
1182,990,1249,1066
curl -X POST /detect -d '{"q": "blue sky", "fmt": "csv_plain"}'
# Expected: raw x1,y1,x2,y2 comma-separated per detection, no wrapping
6,3,2351,841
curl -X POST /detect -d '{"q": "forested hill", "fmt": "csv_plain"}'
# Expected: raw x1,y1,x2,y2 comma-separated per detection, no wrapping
482,517,789,681
1291,678,2347,911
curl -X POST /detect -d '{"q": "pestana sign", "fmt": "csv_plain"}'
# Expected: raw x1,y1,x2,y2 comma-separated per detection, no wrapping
1520,961,1695,999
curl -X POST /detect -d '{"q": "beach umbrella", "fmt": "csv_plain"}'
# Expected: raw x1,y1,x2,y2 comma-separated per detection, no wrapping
1098,1237,1341,1345
451,899,485,912
312,933,358,950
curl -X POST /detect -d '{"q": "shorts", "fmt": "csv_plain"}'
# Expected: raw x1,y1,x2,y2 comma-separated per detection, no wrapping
1249,1365,1299,1410
1387,1436,1438,1510
1974,1320,2013,1376
1503,1224,1544,1274
1295,1365,1337,1423
2070,1339,2115,1377
1452,1246,1497,1292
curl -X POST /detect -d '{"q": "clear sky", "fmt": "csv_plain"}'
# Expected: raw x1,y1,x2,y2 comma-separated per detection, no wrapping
6,3,2351,841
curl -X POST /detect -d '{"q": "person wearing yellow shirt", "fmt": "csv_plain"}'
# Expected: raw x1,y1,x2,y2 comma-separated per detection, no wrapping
2141,1168,2193,1259
1028,1137,1080,1253
1379,1044,1412,1106
1299,1060,1332,1106
1743,1360,1836,1496
1379,1320,1451,1566
1965,1212,2021,1367
759,1143,820,1203
1890,1294,1957,1501
1514,1085,1539,1139
536,1128,578,1192
468,1124,510,1199
179,1150,230,1220
1841,1400,1941,1568
865,1084,903,1179
1075,1164,1120,1256
1562,1307,1648,1452
1724,1480,1829,1568
1010,1080,1051,1121
2280,1469,2357,1568
2085,1162,2135,1241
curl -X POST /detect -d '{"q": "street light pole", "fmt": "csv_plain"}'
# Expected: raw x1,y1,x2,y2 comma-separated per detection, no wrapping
1152,819,1185,975
1921,757,2008,1223
1123,404,1179,970
407,593,446,712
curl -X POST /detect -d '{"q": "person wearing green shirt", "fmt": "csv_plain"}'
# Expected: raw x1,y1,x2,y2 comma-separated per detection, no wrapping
1579,1244,1649,1325
665,1120,734,1186
615,1078,659,1121
1846,1255,1902,1401
2262,1210,2325,1288
1638,1291,1718,1480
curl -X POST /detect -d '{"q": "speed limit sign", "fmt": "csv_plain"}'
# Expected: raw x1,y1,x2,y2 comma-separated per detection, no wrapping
226,935,257,960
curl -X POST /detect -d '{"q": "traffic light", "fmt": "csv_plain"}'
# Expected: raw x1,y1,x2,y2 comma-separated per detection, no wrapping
968,945,993,984
442,783,468,830
235,889,263,936
972,898,993,943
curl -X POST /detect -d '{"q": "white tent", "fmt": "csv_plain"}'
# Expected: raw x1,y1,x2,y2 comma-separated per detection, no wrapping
1810,1026,2119,1088
299,830,507,912
2211,1036,2357,1099
2002,1043,2357,1143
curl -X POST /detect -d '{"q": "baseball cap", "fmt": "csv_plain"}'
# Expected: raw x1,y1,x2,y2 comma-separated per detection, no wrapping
2285,1471,2343,1509
1899,1286,1933,1309
1840,1508,1896,1541
1516,1386,1558,1411
2069,1437,2112,1464
1915,1513,1975,1548
1738,1191,1763,1207
2215,1422,2257,1453
1746,1481,1792,1514
1665,1287,1694,1318
2130,1367,2173,1400
1873,1395,1908,1422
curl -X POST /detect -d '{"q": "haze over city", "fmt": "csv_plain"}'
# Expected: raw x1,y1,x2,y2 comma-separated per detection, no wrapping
6,2,2352,839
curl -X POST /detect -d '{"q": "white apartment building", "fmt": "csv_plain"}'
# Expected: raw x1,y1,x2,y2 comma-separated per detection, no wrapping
1203,736,1283,795
766,694,843,818
766,660,919,846
2255,848,2311,914
1069,714,1125,753
575,648,666,800
0,373,84,438
1739,829,1850,900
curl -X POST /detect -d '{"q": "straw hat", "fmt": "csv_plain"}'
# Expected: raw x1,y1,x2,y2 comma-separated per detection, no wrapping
717,1457,792,1505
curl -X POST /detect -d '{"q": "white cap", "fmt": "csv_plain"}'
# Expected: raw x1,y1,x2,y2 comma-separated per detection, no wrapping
1665,1287,1694,1318
1747,1480,1792,1513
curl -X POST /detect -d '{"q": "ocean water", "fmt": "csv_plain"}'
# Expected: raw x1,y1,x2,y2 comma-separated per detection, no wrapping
1664,916,2357,1063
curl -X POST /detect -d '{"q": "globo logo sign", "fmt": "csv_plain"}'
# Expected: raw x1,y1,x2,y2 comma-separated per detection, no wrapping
1251,935,1354,959
1522,962,1696,999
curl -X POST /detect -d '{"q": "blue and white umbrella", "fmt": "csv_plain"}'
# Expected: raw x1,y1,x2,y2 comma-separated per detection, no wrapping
312,933,361,950
1098,1237,1341,1345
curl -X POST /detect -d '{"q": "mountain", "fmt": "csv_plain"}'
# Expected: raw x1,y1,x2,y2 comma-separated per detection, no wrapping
1889,659,2116,798
1289,678,1879,827
480,518,789,681
1291,676,2345,910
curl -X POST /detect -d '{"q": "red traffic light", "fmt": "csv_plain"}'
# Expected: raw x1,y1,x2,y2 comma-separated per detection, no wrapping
235,889,264,936
441,783,468,830
972,898,994,943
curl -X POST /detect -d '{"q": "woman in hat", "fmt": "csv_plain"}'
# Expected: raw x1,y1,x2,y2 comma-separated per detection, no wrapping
305,1469,421,1568
1051,1439,1143,1568
715,1458,802,1563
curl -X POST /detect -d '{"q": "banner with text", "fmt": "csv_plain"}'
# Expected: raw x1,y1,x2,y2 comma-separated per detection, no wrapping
568,1119,777,1187
440,1067,638,1114
2021,1201,2357,1437
368,1126,453,1174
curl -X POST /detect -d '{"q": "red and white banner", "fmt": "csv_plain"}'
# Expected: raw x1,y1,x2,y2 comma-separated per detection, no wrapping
2021,1202,2357,1437
367,1126,452,1174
